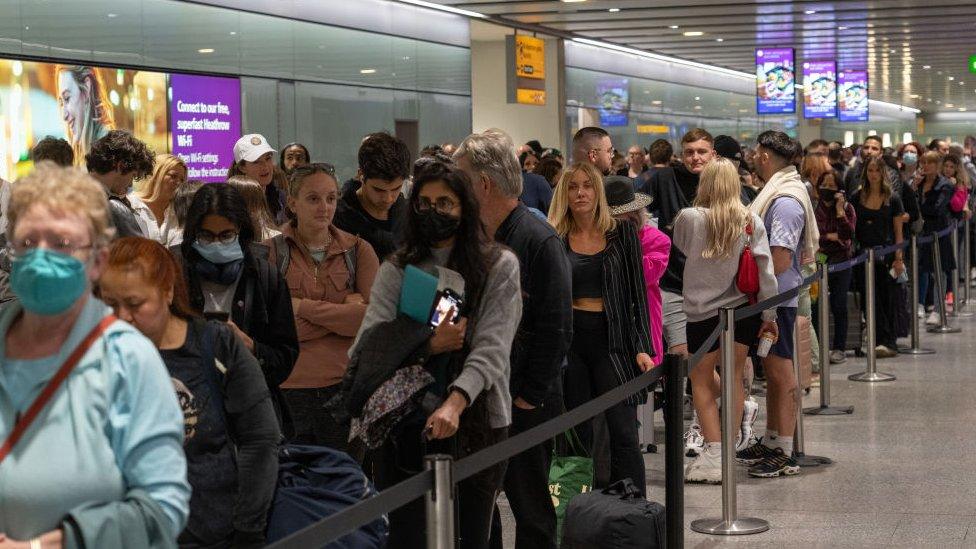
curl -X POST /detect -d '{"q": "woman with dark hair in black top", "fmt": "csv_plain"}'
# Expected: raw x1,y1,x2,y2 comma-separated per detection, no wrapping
174,183,299,436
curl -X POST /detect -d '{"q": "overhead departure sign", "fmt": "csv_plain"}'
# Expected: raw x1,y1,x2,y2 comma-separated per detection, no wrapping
507,35,546,106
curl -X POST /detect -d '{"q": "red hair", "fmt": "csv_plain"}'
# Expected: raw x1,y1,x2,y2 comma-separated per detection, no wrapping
106,237,195,320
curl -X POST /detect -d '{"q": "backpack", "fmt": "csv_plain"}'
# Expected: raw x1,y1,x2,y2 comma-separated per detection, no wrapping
271,234,358,290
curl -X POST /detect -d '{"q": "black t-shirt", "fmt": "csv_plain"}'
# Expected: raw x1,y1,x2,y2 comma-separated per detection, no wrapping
162,319,277,544
852,191,904,247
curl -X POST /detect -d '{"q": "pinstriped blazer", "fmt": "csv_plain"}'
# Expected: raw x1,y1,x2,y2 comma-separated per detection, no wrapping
567,220,653,405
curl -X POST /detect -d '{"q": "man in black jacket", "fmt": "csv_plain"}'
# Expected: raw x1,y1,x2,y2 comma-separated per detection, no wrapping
333,132,410,262
457,129,572,549
86,130,154,239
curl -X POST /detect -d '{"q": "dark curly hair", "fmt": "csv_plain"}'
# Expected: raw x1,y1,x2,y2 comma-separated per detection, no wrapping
396,161,498,314
31,136,74,167
359,132,411,182
85,129,155,176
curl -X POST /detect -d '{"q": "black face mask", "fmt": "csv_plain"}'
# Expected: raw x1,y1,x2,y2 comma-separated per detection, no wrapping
417,209,461,243
818,188,838,203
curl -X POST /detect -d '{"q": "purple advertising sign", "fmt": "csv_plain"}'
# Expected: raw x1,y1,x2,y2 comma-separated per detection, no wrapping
169,73,241,182
756,48,795,114
802,60,837,119
838,70,869,122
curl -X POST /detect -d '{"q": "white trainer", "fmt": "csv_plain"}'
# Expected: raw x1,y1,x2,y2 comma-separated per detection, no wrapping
684,422,704,457
685,446,722,484
926,311,941,326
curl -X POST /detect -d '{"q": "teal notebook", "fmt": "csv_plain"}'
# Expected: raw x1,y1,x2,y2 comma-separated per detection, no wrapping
399,265,439,324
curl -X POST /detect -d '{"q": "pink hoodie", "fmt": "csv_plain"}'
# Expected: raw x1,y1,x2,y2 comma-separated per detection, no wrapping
639,225,671,365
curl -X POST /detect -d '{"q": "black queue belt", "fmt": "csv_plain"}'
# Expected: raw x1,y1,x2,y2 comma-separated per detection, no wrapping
269,357,677,548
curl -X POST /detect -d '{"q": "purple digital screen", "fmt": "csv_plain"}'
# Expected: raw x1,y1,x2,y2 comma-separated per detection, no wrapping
756,48,795,114
802,60,837,119
169,73,241,182
838,70,869,122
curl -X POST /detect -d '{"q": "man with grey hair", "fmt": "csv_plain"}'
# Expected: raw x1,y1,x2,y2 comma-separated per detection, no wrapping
456,129,572,549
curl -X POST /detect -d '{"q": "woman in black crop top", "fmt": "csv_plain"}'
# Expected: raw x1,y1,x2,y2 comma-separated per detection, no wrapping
549,165,653,496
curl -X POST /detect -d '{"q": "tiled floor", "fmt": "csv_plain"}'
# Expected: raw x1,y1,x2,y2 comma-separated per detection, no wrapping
498,311,976,548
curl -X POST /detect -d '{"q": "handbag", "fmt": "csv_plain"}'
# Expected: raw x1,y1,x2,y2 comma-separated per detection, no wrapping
0,315,116,465
737,223,761,304
549,430,593,544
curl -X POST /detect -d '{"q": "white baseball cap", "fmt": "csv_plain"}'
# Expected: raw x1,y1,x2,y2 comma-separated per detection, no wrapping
233,134,276,163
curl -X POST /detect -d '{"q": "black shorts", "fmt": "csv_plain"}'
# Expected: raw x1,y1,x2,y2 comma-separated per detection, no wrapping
767,307,797,359
686,304,764,355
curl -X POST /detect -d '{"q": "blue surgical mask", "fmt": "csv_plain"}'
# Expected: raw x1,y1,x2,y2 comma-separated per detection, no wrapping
10,248,88,316
903,152,918,166
193,237,244,265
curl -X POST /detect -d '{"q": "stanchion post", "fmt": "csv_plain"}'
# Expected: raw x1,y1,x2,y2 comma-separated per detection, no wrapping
928,231,962,334
805,263,853,415
425,454,454,549
850,248,897,382
902,234,936,354
691,308,768,536
964,217,972,310
953,221,973,317
664,355,685,549
949,224,961,317
792,309,832,467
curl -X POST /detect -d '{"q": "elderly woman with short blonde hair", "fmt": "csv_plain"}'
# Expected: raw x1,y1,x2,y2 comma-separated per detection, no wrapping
0,162,189,548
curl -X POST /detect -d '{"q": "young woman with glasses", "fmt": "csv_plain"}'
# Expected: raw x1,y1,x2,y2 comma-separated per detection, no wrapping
173,183,299,437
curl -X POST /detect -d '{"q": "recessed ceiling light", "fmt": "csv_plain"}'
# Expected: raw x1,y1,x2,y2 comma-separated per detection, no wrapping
107,13,118,18
910,94,920,98
949,76,955,81
946,103,954,108
652,100,662,105
923,65,931,69
838,26,848,30
560,0,587,3
695,96,701,100
229,31,237,35
360,69,376,74
669,25,680,29
716,38,724,42
805,10,817,14
608,8,620,12
683,31,704,37
694,105,702,110
960,107,968,112
197,48,214,54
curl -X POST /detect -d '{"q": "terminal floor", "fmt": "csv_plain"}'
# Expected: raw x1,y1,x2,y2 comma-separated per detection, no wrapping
497,313,976,548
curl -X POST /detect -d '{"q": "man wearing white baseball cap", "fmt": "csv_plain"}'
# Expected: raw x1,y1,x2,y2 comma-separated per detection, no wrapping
229,133,287,223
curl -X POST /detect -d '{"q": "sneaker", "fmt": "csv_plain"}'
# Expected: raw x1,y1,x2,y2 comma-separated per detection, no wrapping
747,447,801,478
875,345,897,358
685,447,722,484
735,438,776,465
926,311,941,326
918,305,926,318
829,350,847,364
740,397,759,446
684,422,704,457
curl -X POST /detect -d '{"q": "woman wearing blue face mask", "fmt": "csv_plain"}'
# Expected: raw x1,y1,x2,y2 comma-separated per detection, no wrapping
174,183,299,438
0,163,189,547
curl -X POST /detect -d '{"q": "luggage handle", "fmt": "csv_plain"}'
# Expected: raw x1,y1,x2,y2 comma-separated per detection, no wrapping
601,478,643,499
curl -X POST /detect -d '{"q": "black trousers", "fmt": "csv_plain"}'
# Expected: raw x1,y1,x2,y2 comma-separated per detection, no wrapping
563,310,646,496
855,261,897,349
827,268,853,351
374,406,508,549
489,393,562,549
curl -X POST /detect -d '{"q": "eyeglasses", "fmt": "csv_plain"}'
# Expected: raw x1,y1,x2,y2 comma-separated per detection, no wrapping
591,147,614,156
292,162,336,176
6,237,93,259
196,230,239,245
415,197,458,215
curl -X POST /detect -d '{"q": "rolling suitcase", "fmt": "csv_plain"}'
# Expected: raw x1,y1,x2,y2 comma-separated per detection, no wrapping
796,315,813,390
637,403,656,453
560,479,665,549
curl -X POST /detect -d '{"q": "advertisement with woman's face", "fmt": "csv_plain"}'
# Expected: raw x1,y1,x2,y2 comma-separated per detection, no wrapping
0,59,167,179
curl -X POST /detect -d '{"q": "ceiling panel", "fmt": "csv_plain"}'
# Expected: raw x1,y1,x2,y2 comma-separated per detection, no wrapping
437,0,976,113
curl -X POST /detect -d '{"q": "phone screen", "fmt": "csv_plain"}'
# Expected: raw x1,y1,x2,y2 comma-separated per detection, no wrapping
429,291,463,328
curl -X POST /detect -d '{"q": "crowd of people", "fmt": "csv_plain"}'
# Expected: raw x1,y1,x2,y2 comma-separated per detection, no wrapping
1,121,974,549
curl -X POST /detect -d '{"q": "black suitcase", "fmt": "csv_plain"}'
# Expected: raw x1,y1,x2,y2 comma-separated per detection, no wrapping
560,479,665,549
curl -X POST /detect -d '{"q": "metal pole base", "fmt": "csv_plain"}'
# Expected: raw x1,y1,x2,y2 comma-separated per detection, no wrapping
899,347,936,355
803,404,854,415
927,325,962,334
794,452,833,467
691,517,770,536
952,310,974,318
848,371,897,382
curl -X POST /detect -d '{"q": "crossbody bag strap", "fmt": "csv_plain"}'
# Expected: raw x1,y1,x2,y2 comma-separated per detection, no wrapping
0,315,117,465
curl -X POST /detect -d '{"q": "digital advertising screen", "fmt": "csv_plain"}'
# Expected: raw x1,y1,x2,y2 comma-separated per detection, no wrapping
0,59,168,180
170,74,241,182
596,77,630,127
838,70,869,122
802,60,837,119
756,48,796,114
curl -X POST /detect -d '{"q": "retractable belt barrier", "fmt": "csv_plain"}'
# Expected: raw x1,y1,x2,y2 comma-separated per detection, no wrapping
269,221,966,547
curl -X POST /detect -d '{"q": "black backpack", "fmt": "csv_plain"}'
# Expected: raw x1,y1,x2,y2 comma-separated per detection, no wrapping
271,234,358,290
